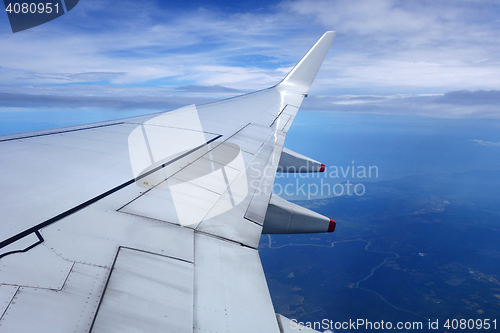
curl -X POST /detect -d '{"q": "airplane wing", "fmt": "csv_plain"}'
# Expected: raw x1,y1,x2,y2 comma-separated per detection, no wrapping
0,32,336,333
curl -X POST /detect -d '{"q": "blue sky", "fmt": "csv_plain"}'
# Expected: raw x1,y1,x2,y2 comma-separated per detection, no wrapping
1,0,500,133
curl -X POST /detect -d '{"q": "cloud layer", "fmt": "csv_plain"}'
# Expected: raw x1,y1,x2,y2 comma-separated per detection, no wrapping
473,139,500,147
303,90,500,118
1,0,500,118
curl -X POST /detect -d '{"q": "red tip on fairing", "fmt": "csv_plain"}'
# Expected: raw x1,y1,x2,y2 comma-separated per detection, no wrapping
328,219,336,232
320,163,325,172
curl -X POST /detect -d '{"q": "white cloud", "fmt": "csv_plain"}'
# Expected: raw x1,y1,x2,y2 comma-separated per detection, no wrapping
302,91,500,118
284,0,500,92
0,0,293,90
1,0,500,119
472,139,500,147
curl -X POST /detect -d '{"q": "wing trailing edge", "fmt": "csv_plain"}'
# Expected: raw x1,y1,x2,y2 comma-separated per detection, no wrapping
277,31,336,94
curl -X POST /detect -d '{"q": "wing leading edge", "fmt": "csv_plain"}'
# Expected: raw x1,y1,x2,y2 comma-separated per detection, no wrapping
0,32,336,333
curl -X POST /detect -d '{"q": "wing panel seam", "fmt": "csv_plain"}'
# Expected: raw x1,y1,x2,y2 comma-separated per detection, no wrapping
0,122,125,142
0,135,222,253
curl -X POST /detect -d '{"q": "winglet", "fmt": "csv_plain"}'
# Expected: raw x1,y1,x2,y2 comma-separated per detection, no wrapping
277,31,336,94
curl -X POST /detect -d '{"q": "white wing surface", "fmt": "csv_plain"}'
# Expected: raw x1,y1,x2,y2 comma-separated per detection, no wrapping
0,32,336,333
